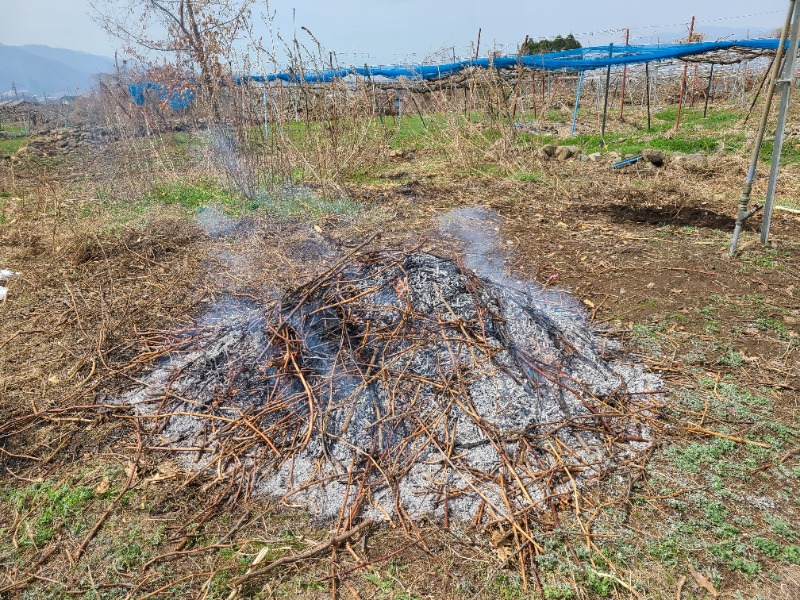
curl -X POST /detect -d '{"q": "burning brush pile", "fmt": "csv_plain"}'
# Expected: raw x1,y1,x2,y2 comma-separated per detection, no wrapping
128,248,661,525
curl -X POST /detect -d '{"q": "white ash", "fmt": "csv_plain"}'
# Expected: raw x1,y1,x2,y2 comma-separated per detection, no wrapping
125,249,662,524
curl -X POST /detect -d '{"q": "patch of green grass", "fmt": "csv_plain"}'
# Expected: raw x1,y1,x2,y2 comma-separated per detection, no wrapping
755,316,789,338
2,481,96,548
94,178,252,232
569,133,643,156
487,573,525,599
776,196,800,210
783,545,800,564
667,438,737,475
110,523,165,572
704,380,772,421
698,303,716,317
716,346,745,368
543,584,575,599
586,571,614,597
171,131,203,148
648,530,694,566
632,323,663,338
0,136,29,155
653,107,740,130
347,166,395,185
702,500,730,527
649,136,719,154
765,515,797,541
752,537,782,559
510,170,543,182
388,114,443,150
474,163,503,176
761,138,800,165
768,422,798,445
361,561,418,599
708,541,762,576
255,192,361,221
715,524,740,539
147,179,237,210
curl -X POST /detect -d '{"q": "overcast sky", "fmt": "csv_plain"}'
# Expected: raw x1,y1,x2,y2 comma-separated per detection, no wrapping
0,0,789,63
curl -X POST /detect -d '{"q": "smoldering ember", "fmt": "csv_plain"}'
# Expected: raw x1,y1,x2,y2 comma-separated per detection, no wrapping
126,209,663,524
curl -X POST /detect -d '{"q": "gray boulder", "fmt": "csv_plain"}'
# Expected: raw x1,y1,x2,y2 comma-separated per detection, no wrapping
555,145,582,160
641,148,665,167
539,144,556,159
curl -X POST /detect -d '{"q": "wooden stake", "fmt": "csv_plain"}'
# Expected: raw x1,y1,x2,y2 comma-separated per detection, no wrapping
675,16,695,131
703,63,715,118
619,29,629,119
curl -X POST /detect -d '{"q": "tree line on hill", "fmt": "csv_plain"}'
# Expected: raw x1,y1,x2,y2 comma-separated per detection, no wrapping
522,34,582,55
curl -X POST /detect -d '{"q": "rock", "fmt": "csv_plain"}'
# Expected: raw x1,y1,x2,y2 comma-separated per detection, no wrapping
539,144,556,158
641,148,665,167
555,145,581,160
588,152,603,162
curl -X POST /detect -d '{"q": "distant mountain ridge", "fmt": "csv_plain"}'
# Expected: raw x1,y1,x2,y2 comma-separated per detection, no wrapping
0,44,115,99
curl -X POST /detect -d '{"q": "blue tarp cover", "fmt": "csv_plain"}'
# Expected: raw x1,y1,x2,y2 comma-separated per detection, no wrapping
129,39,784,109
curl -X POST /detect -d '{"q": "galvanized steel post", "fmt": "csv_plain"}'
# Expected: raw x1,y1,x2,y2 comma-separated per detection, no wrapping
730,0,796,256
762,0,800,244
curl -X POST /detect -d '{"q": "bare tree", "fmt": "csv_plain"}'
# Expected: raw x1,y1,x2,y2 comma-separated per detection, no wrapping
91,0,255,114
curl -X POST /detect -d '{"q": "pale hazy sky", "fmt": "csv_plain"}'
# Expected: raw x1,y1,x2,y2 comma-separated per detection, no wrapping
0,0,789,63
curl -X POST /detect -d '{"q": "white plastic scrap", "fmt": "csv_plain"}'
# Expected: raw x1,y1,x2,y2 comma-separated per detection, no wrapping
0,268,20,301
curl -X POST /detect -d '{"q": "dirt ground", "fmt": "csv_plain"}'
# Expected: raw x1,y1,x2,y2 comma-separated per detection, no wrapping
1,108,799,599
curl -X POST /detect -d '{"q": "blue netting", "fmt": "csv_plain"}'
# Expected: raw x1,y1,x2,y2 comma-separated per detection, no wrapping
130,39,784,108
128,82,197,110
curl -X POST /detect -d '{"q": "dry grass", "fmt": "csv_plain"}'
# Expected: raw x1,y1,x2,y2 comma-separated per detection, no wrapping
1,60,799,598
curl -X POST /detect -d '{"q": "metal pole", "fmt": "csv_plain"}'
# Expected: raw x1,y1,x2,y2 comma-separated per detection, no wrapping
646,62,652,130
762,1,800,244
571,70,584,137
601,44,613,147
675,16,695,131
511,35,529,122
652,62,659,106
268,90,269,144
729,0,795,256
467,28,481,122
741,60,748,110
619,29,629,119
396,89,402,125
703,63,715,118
